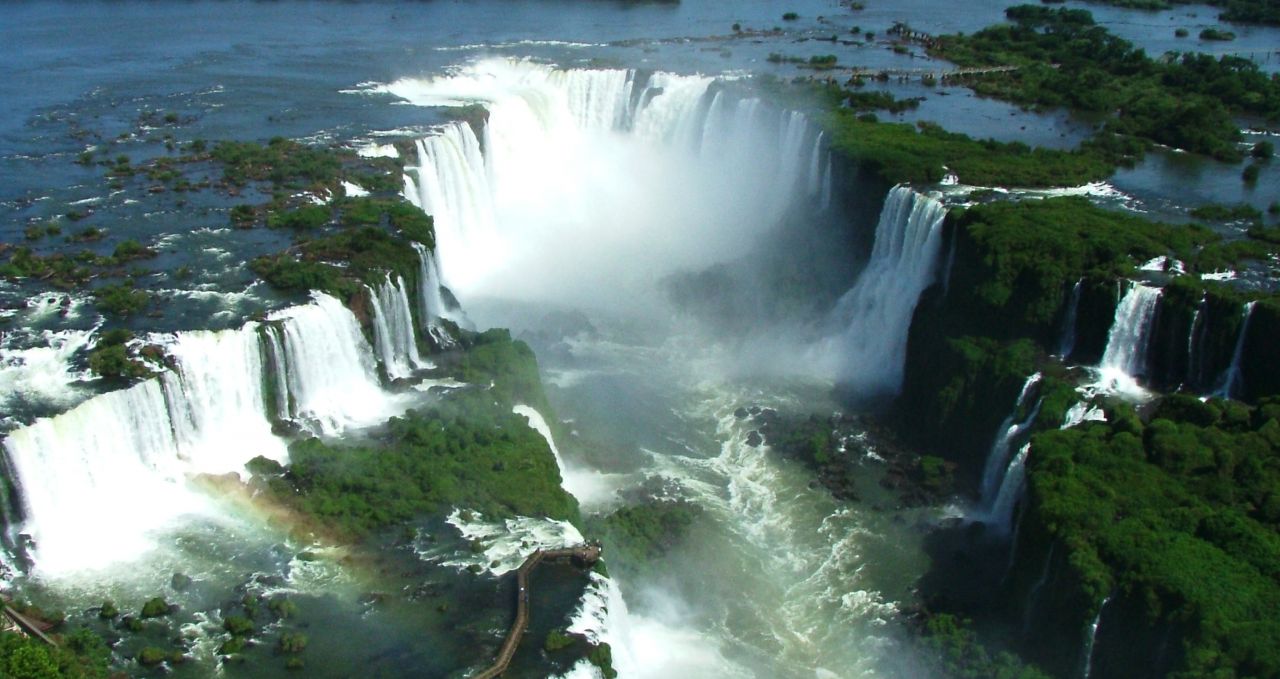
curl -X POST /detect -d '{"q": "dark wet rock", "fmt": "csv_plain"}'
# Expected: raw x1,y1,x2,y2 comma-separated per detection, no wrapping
734,407,749,419
745,430,763,447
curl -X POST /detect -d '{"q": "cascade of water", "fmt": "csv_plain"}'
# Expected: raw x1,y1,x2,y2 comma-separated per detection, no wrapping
411,242,466,348
261,324,292,421
938,228,958,298
825,185,947,396
368,274,429,380
388,59,832,306
1081,595,1112,679
512,405,611,508
988,443,1031,534
1097,282,1162,395
268,292,393,436
1058,279,1083,359
1213,301,1255,399
1022,543,1055,636
980,373,1043,505
159,324,288,474
820,153,833,211
407,125,500,290
1185,295,1207,388
807,130,825,197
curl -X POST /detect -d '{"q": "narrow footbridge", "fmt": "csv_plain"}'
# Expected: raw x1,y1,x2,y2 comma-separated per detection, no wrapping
1,601,57,646
472,544,602,679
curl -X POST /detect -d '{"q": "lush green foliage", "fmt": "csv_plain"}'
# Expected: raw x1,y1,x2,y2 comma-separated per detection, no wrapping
1190,202,1263,222
252,389,574,539
0,630,110,679
93,283,148,317
1025,396,1280,676
934,6,1280,160
954,197,1215,323
1080,0,1280,25
918,613,1052,679
139,597,170,618
823,112,1114,186
592,501,702,565
845,90,923,113
211,138,341,188
267,205,331,230
87,329,148,380
457,329,550,412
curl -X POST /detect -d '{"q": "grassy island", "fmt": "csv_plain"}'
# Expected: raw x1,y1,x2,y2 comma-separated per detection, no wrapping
932,6,1280,161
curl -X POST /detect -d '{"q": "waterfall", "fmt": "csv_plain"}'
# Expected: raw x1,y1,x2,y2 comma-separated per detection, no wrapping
385,59,832,306
262,324,292,421
1081,595,1112,679
158,325,288,474
1185,295,1207,388
939,227,958,298
1096,282,1161,395
988,443,1030,534
1022,543,1055,636
825,185,947,396
411,242,466,349
2,319,300,576
267,292,394,436
980,373,1043,506
1212,302,1255,399
1058,279,1083,359
512,405,610,508
369,273,430,380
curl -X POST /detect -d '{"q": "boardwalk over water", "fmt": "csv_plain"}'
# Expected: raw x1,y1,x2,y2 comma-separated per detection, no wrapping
472,544,602,679
1,601,57,646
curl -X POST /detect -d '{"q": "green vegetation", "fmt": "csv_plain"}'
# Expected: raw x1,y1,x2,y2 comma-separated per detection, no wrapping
545,629,576,652
211,138,341,188
277,632,308,654
845,90,923,113
88,329,149,380
1254,140,1275,159
825,111,1115,186
136,647,168,667
951,198,1216,325
457,329,550,411
223,615,254,637
140,597,171,618
250,224,422,302
918,613,1051,678
782,12,799,21
93,283,148,317
1199,27,1237,40
248,332,570,540
0,629,110,678
932,6,1280,161
1023,395,1280,676
267,205,330,230
592,501,702,565
1190,202,1263,222
588,643,618,679
1080,0,1280,25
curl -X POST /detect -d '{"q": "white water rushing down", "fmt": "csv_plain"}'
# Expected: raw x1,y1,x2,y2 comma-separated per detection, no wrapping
1095,282,1162,398
381,58,832,308
369,273,430,380
3,292,398,577
820,185,947,396
980,373,1042,507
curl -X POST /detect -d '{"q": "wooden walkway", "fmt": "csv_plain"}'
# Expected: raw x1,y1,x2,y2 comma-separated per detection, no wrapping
1,603,57,646
472,544,602,679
